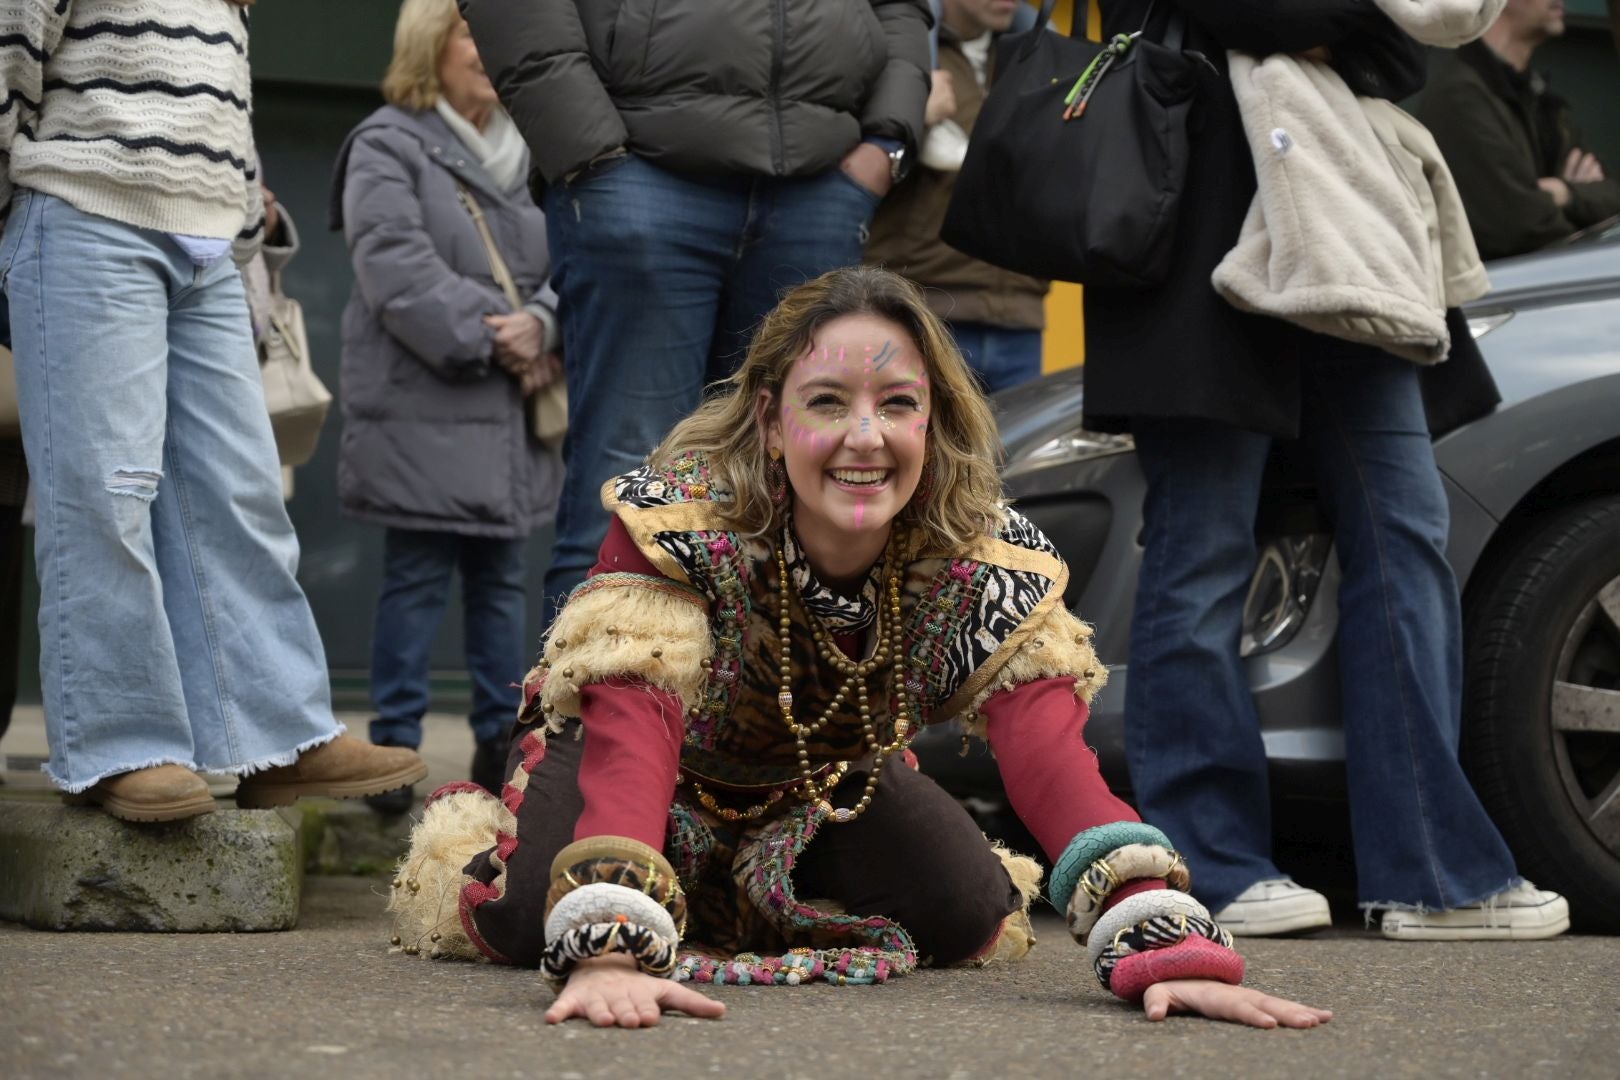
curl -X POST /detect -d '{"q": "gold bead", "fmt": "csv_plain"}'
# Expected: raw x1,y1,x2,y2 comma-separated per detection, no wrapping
700,658,712,669
542,702,556,714
561,667,574,679
407,880,420,893
404,944,420,956
390,935,402,946
391,878,403,889
607,625,618,635
651,648,663,659
430,932,442,943
554,638,567,649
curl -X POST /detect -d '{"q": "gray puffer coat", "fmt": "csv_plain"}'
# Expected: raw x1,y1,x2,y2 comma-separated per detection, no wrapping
459,0,932,185
330,106,561,538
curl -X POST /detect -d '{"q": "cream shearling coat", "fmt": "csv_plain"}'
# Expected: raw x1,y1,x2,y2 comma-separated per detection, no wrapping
1211,0,1504,364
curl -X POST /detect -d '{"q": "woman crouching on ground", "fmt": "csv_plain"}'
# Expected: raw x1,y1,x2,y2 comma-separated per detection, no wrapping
385,266,1331,1030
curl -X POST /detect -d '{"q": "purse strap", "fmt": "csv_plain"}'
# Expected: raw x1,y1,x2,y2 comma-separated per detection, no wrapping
1026,0,1180,52
457,181,523,312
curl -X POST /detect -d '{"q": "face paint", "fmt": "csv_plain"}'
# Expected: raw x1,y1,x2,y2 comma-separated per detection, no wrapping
765,314,931,576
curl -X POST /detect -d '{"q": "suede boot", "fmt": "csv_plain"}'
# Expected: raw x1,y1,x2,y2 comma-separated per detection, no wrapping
235,734,428,808
65,764,216,823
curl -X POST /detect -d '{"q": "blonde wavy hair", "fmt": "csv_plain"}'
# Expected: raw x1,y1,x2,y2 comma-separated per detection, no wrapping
381,0,462,111
650,267,1006,551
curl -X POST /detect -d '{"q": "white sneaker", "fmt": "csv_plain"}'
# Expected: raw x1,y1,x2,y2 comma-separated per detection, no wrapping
1214,878,1332,936
1379,881,1570,941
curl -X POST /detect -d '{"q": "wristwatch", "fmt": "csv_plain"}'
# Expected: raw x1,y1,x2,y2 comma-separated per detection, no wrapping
864,136,910,184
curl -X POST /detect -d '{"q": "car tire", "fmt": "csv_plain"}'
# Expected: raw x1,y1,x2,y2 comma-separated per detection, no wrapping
1462,495,1620,931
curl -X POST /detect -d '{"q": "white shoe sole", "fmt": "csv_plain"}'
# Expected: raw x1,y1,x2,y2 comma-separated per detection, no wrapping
1215,894,1333,937
1380,896,1570,941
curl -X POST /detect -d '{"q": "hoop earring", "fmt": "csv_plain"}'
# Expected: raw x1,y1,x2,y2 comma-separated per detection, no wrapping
767,447,788,505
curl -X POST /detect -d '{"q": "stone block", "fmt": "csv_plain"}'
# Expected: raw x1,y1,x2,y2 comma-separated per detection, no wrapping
0,802,301,931
288,798,414,877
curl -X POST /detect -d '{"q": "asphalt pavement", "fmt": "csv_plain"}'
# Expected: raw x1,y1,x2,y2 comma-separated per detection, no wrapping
3,874,1615,1080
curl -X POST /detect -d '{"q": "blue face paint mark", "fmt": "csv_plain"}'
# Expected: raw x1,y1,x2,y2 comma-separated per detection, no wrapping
860,415,872,434
872,340,897,371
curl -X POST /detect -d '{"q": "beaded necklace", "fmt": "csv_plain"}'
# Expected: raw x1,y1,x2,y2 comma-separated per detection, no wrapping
774,529,914,824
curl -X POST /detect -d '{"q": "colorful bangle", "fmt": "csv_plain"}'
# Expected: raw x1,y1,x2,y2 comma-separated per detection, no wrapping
545,836,686,933
1048,821,1173,913
1104,931,1244,1002
1065,842,1190,945
541,919,680,991
545,882,679,947
1084,888,1212,970
1092,911,1233,989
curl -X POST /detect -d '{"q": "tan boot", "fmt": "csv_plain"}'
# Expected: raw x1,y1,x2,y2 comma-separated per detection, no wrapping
234,735,428,808
65,764,216,823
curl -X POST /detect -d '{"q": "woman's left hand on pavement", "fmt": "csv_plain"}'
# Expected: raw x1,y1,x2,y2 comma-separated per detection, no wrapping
1142,979,1332,1029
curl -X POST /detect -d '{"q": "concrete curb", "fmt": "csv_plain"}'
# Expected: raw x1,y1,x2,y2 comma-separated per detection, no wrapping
0,802,301,931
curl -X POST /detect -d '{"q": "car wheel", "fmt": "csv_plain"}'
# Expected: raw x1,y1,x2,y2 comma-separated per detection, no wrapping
1463,496,1620,930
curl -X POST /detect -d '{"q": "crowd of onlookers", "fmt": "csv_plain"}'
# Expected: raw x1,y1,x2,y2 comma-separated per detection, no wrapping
0,0,1615,929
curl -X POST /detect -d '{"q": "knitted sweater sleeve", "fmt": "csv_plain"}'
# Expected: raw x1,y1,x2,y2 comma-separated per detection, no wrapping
0,1,68,214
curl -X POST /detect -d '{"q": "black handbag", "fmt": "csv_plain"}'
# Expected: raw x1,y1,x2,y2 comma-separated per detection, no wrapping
940,0,1208,288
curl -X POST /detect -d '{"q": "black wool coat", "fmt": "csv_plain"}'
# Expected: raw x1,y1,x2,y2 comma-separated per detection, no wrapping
1082,0,1437,438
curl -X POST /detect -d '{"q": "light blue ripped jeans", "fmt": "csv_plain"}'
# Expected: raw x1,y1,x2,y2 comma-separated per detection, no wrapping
0,190,341,791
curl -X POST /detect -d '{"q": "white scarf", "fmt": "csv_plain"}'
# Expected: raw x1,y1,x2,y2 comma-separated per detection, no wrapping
433,99,527,191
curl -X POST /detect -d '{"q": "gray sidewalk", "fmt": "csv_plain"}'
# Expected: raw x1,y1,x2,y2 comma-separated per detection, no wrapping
3,880,1616,1080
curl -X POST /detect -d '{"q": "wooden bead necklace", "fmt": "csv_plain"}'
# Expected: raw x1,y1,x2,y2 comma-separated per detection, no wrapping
775,531,914,824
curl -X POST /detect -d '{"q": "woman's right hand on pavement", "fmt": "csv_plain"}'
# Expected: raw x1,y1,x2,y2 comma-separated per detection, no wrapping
544,953,726,1028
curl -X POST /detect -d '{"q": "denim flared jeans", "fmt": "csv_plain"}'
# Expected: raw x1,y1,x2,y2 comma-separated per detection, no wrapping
0,191,340,791
1124,346,1520,912
538,155,875,623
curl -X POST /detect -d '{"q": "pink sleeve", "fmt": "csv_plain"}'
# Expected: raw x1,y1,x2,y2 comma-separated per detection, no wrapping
569,517,692,849
984,677,1140,863
573,681,686,850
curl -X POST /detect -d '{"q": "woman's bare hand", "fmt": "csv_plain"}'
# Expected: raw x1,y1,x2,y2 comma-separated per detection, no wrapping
544,954,726,1028
485,311,545,369
1141,979,1332,1029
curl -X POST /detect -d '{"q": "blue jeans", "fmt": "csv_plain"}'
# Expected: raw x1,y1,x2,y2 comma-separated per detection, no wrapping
947,321,1042,395
368,528,526,749
540,155,876,622
1124,347,1520,911
0,191,340,791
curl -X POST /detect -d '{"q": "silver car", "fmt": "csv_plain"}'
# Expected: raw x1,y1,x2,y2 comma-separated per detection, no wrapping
916,221,1620,929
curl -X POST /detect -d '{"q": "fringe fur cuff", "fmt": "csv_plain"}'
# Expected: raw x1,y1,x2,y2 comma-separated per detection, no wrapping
959,604,1107,740
524,574,713,731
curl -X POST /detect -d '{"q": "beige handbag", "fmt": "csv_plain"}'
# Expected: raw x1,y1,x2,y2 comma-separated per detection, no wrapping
258,271,332,467
458,183,567,448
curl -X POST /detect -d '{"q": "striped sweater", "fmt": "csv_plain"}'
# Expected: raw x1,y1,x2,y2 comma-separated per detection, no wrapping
0,0,263,244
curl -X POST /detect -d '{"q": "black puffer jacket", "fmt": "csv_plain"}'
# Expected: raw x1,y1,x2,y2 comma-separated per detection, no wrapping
459,0,931,185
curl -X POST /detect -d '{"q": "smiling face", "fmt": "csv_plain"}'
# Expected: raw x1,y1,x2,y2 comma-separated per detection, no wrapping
763,313,931,574
437,16,498,115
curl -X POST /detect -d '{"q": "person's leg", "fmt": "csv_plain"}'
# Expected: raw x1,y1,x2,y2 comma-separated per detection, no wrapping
151,245,342,771
708,169,875,383
368,528,458,749
541,158,739,620
947,320,1044,395
1,191,196,790
1125,418,1281,912
792,761,1025,966
459,534,527,789
1300,349,1524,912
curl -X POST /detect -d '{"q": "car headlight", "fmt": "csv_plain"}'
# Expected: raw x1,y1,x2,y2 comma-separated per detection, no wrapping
1467,311,1514,339
1241,535,1331,657
1003,428,1134,481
